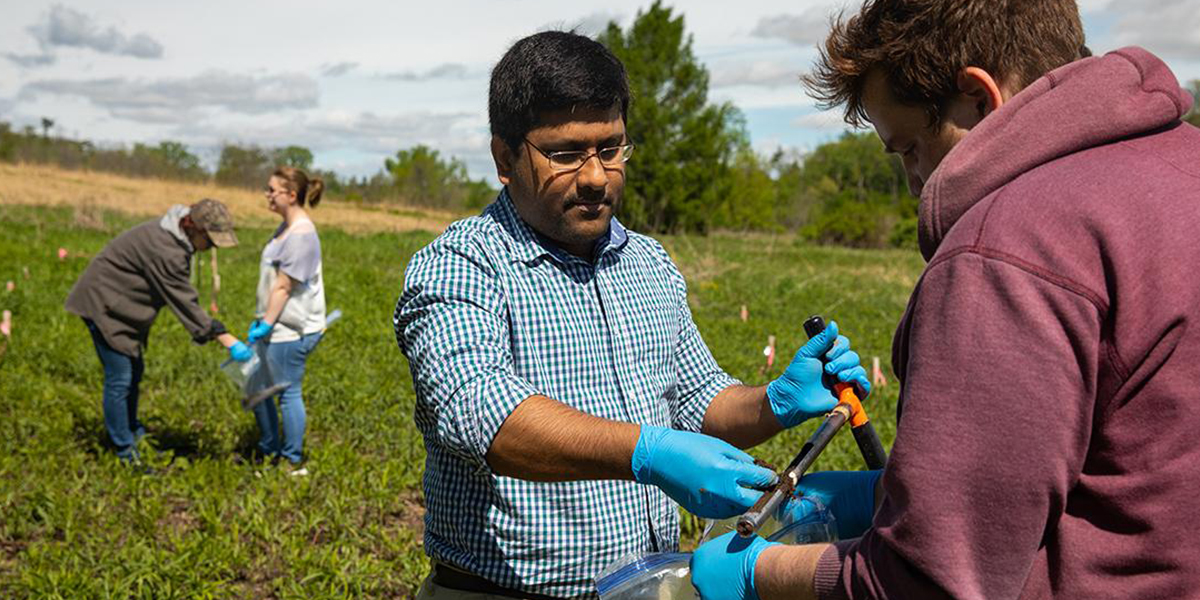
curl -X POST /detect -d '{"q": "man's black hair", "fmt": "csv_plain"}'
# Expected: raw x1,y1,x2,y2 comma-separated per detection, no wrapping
489,30,630,151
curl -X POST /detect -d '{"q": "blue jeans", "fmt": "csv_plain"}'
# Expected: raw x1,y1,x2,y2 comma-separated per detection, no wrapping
253,332,321,464
84,319,146,461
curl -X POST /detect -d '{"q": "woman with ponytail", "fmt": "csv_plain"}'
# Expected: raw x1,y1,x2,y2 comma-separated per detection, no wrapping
245,166,326,475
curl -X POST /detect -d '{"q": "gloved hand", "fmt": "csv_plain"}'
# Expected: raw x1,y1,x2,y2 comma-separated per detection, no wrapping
246,319,274,345
783,469,883,539
228,340,254,363
632,425,778,519
766,321,871,428
691,531,778,600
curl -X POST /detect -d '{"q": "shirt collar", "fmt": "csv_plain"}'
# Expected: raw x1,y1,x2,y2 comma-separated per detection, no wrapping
494,187,628,266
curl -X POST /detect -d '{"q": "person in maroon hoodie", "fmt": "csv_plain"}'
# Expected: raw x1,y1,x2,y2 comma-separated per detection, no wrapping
691,1,1200,599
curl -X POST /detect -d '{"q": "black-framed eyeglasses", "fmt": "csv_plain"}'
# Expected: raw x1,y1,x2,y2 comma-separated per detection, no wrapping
523,138,636,172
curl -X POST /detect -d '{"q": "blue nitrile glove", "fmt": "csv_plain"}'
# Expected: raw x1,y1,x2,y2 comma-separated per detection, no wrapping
765,321,872,428
228,340,253,363
783,470,883,540
246,319,274,345
632,425,778,519
691,531,779,600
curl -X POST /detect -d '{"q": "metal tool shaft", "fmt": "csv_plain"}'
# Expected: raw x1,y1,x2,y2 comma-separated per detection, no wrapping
736,404,850,537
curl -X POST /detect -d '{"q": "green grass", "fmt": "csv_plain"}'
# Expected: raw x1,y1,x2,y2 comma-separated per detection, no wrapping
0,204,925,598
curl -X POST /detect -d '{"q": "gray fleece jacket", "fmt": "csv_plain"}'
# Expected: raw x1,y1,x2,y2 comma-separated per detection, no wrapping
65,205,227,356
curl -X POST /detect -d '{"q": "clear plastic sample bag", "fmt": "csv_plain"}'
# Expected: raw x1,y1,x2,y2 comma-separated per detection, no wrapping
220,309,342,410
220,343,289,411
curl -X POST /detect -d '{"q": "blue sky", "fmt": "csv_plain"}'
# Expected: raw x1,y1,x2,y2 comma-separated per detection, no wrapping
2,0,1197,181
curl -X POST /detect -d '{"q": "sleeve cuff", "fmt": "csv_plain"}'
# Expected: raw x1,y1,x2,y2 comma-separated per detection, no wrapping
813,540,854,600
453,373,540,476
194,318,227,344
675,372,740,432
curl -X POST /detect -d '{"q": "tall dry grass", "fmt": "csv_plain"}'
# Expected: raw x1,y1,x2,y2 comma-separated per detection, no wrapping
0,162,459,234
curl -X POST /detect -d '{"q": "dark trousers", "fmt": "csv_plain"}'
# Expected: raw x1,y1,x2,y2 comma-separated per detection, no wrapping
84,319,145,460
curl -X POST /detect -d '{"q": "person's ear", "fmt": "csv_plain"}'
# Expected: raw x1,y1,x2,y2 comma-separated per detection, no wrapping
491,135,515,186
957,66,1005,119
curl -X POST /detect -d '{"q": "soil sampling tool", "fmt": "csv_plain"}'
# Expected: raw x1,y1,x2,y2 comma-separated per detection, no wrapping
736,315,888,537
220,309,342,411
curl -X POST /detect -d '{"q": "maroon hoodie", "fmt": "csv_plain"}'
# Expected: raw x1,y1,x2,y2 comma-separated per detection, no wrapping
814,47,1200,599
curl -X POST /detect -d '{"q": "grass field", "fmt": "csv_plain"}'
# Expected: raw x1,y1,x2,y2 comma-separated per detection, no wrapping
0,166,926,598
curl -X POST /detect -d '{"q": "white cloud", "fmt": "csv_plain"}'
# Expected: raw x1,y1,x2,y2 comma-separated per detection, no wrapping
30,4,163,59
4,52,56,68
711,61,802,88
19,71,320,121
1110,0,1200,59
320,62,358,78
751,4,842,47
174,109,487,156
1077,0,1115,14
792,110,848,131
382,63,471,82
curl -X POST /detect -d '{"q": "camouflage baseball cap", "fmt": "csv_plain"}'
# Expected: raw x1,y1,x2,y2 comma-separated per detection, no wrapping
190,198,238,248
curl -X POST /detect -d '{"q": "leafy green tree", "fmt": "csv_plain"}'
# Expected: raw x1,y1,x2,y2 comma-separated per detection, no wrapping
274,145,314,170
598,1,747,233
714,145,781,231
798,132,917,248
215,144,272,188
152,141,203,174
124,141,205,181
385,144,496,210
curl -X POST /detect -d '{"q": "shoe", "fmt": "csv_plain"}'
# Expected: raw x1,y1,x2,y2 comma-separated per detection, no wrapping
285,462,308,477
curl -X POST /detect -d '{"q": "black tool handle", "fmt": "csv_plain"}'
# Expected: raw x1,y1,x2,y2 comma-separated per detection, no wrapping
852,421,888,470
804,314,888,470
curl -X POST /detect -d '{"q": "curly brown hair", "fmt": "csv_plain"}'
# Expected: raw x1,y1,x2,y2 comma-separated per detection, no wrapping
803,0,1088,128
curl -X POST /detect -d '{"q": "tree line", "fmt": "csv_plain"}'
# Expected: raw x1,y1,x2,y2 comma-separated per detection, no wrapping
3,0,1197,248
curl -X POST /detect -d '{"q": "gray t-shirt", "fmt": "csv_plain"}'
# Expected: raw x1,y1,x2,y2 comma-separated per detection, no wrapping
256,217,325,342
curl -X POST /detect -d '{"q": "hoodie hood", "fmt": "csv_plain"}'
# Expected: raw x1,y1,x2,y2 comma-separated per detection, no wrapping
918,46,1194,261
160,204,193,252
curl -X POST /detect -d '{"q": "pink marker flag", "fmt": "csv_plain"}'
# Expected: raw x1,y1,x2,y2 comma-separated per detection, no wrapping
1,310,11,338
763,335,777,371
5,281,12,293
57,248,68,261
872,356,889,387
740,305,749,322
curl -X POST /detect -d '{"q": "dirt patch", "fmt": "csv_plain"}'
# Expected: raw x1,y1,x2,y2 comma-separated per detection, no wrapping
385,490,426,536
158,496,199,537
0,539,27,564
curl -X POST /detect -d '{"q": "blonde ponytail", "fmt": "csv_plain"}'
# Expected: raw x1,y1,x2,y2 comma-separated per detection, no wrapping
306,177,324,208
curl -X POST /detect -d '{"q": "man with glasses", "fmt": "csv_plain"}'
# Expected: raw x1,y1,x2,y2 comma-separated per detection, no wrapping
66,198,254,464
394,30,870,599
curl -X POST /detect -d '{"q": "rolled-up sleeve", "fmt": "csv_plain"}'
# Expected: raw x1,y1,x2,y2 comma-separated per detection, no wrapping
658,247,738,433
394,238,539,473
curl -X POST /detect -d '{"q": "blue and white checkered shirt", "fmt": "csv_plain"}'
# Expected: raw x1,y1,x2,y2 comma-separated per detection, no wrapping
394,189,738,598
